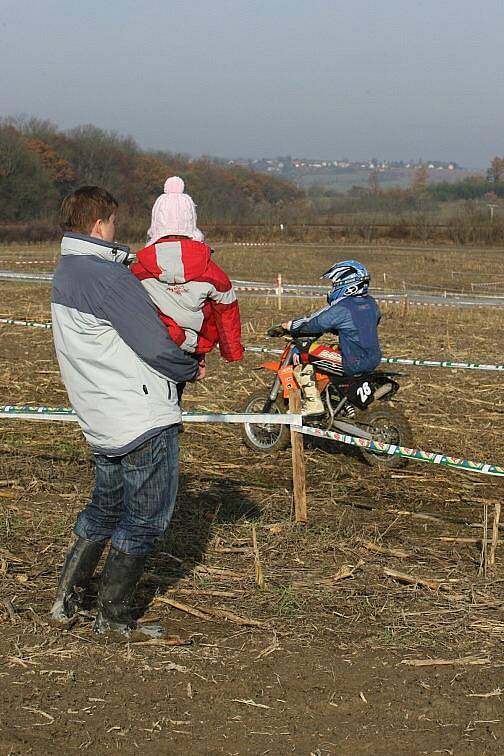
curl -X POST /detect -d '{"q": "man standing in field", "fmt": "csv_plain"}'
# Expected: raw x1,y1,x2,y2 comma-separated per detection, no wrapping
50,186,198,638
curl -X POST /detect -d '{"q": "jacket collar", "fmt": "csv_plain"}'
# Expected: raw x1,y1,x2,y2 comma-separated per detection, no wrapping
61,232,132,265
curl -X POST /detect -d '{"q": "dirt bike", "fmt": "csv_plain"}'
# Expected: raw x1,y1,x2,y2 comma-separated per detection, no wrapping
242,336,413,468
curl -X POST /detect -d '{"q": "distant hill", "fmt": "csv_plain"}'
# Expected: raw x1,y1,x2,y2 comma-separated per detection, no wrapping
0,118,305,238
218,156,470,192
295,166,473,192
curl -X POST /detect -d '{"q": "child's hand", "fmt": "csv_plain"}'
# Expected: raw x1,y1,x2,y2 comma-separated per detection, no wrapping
196,356,206,381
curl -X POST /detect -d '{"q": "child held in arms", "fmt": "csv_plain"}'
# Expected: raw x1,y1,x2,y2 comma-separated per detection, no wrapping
131,177,244,384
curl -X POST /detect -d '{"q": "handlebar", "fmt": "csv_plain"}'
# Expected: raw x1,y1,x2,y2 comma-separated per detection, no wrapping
266,329,318,353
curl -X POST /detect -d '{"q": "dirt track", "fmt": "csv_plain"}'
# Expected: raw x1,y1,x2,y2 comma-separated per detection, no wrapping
1,242,503,755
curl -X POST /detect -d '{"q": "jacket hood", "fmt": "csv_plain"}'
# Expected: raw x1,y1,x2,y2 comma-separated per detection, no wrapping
136,237,212,284
61,232,133,265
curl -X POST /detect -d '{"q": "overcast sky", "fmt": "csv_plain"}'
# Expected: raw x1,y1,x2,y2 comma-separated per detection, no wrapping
1,0,502,168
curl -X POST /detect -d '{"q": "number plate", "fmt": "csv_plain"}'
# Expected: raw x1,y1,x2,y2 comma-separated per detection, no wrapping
346,377,375,409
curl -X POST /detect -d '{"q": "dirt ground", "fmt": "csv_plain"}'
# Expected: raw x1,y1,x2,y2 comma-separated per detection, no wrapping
0,242,503,755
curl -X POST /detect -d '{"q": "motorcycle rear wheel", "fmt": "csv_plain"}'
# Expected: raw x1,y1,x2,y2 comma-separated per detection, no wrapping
355,403,413,468
242,393,291,453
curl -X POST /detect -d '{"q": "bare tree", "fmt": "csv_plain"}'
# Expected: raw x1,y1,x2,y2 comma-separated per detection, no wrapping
368,169,381,195
411,164,429,193
487,156,504,183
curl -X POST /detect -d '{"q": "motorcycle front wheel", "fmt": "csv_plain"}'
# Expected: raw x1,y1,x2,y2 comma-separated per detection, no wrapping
241,393,291,453
356,403,413,468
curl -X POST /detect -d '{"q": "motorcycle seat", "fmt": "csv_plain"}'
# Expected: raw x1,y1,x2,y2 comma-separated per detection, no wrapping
329,369,401,385
329,372,369,385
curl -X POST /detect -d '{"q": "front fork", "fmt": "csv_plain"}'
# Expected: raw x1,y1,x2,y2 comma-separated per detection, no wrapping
264,345,296,411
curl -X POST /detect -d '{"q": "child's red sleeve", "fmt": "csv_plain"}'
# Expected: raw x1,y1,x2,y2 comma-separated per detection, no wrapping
201,260,244,361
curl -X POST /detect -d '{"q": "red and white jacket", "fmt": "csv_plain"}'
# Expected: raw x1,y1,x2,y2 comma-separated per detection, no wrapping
131,237,244,361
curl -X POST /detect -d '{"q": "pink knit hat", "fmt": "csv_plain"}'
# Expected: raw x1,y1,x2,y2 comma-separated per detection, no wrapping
147,176,204,242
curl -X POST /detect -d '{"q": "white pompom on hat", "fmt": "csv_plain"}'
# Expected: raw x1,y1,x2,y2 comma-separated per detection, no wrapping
148,176,204,242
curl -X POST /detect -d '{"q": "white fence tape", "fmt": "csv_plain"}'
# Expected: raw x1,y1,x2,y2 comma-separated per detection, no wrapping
0,406,301,426
0,271,53,282
0,260,54,265
1,269,503,306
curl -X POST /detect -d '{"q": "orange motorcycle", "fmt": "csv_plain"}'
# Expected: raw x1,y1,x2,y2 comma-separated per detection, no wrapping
242,336,413,468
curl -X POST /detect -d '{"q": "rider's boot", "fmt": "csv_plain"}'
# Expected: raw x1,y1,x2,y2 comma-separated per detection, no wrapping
50,534,105,625
94,547,166,639
295,364,325,417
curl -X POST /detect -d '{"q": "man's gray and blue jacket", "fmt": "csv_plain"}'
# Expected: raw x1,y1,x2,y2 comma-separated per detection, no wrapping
51,233,198,456
289,294,382,375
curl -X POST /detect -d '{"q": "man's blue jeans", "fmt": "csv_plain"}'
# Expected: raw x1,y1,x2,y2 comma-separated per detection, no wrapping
74,427,179,556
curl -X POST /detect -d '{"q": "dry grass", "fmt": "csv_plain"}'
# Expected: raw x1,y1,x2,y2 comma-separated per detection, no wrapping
2,238,504,294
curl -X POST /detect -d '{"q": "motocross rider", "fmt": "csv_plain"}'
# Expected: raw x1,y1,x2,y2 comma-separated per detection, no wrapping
268,260,382,417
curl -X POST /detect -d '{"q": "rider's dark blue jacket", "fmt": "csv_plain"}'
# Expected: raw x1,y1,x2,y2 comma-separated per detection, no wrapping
289,294,382,376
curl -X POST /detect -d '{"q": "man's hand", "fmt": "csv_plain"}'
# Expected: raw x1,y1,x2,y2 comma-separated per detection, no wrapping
267,324,288,338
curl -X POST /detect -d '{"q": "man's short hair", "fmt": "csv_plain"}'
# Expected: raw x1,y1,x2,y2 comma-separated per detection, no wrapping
60,186,118,234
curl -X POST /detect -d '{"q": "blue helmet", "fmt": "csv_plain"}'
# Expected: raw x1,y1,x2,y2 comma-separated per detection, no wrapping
321,259,370,305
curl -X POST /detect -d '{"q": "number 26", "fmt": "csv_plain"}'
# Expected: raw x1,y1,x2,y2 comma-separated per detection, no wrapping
357,382,371,403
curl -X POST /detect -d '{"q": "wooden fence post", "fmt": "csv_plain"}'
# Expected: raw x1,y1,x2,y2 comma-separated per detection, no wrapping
489,501,501,569
288,389,308,523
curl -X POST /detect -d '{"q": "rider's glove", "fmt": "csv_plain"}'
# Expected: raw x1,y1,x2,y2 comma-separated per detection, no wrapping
267,324,288,337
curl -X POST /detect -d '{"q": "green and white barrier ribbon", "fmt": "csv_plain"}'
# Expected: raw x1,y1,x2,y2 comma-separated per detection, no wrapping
0,405,78,422
0,404,502,478
294,424,504,477
381,356,504,372
244,345,504,372
0,317,52,330
1,319,503,373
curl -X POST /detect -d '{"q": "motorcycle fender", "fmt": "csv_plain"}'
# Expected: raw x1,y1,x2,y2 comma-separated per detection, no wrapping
278,365,299,397
315,373,330,392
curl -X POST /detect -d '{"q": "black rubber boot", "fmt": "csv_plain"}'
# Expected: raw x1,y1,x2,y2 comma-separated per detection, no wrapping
94,547,165,638
50,535,105,625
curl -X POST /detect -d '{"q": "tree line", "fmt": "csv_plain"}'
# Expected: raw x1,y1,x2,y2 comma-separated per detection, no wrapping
2,115,504,243
0,117,306,239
